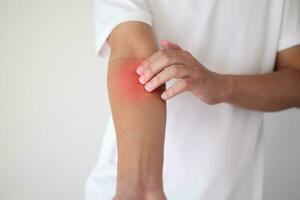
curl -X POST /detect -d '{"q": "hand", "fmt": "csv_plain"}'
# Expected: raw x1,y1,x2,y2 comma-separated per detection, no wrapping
136,40,231,104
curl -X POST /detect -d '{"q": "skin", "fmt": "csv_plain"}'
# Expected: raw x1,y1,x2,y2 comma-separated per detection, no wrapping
107,21,167,200
137,40,300,111
107,20,300,200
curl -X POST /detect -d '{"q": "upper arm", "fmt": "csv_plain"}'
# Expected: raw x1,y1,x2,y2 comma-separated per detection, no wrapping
275,0,300,71
93,0,161,99
93,0,153,57
108,21,158,61
275,45,300,71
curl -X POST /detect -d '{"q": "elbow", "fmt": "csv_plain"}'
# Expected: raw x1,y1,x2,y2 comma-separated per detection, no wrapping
107,57,165,104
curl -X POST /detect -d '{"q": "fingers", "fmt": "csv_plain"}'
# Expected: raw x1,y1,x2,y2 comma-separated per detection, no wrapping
136,50,164,75
161,80,188,100
144,64,188,92
136,40,184,77
138,50,186,84
160,40,182,50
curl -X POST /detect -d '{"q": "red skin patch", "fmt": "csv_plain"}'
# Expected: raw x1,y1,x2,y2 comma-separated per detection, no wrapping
111,58,153,103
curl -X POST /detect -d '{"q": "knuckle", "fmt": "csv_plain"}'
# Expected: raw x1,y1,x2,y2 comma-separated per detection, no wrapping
170,66,179,76
158,49,165,56
153,75,161,83
183,50,191,56
143,60,149,67
163,54,171,64
144,68,152,77
181,80,188,90
206,98,217,105
160,49,167,54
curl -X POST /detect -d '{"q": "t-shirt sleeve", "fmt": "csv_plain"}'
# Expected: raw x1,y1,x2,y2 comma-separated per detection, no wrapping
277,0,300,51
93,0,153,57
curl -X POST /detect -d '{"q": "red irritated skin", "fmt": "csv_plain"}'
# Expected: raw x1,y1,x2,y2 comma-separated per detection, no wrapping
108,58,164,103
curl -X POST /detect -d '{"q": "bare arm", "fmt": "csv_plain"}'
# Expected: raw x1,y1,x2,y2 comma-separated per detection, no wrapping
135,41,300,112
107,21,166,200
224,45,300,111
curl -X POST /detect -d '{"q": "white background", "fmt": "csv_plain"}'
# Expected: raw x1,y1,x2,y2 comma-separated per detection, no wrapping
0,0,299,200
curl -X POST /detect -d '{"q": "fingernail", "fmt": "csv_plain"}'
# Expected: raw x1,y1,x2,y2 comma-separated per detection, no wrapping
161,92,167,100
139,75,145,84
145,83,152,92
136,66,143,75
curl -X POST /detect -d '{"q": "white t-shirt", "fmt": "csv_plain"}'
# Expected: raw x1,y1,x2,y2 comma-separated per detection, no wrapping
85,0,300,200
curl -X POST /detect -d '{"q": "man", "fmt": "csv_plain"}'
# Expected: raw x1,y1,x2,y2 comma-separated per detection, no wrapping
84,0,300,199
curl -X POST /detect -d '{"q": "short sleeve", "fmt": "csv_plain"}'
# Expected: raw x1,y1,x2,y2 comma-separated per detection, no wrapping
277,0,300,51
93,0,153,57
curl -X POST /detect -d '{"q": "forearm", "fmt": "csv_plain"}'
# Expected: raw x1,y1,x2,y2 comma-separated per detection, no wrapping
223,68,300,111
108,57,166,190
106,22,166,199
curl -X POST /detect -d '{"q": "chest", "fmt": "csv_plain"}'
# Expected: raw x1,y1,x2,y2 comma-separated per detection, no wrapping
149,0,284,74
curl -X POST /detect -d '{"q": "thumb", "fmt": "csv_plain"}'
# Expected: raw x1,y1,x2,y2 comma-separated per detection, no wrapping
160,39,182,50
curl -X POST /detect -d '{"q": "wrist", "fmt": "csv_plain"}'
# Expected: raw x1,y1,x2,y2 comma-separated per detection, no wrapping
116,179,164,194
116,152,164,191
116,166,164,188
114,187,166,200
217,74,234,103
115,175,165,199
